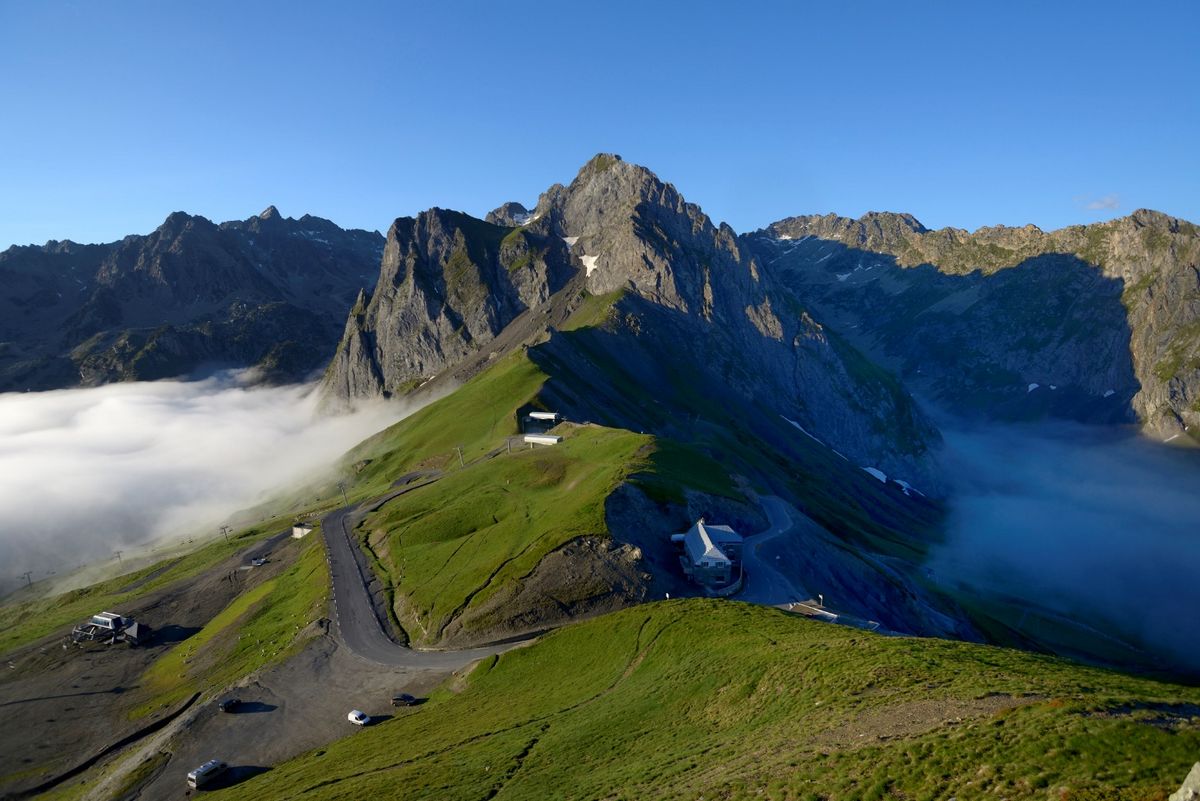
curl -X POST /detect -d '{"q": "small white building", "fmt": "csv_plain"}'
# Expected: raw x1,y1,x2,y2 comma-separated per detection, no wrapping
292,522,315,539
678,519,743,587
524,434,562,447
522,410,562,434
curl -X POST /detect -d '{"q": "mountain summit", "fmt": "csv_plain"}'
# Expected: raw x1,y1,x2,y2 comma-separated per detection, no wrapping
322,154,943,492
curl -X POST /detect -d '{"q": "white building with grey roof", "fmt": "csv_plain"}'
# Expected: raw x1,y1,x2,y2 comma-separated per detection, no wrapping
677,519,743,588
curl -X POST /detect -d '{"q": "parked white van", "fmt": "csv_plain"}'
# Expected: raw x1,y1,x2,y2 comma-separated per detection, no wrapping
187,759,228,789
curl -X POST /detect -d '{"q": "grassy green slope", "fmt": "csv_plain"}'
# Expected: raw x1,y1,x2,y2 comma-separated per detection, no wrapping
216,600,1200,801
129,528,329,718
343,352,549,499
337,304,745,645
362,425,650,643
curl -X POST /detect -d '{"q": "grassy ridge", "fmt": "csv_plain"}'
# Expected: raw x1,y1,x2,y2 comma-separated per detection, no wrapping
343,353,549,499
129,530,329,718
215,600,1200,801
363,425,651,643
363,424,742,645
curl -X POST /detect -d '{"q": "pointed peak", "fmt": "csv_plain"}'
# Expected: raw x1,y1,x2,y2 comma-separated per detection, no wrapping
583,153,623,173
486,201,539,227
259,205,281,220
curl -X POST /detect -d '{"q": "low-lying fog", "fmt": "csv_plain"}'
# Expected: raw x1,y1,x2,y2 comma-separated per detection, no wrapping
0,374,406,597
933,420,1200,673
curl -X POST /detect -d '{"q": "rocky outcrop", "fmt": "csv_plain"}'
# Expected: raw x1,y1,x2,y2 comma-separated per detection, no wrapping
536,156,942,488
321,208,574,402
325,155,945,491
435,534,651,647
0,207,384,390
485,201,533,227
758,210,1200,439
1171,763,1200,801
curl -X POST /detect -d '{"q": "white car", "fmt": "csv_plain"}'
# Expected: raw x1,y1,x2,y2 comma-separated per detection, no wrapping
348,709,370,726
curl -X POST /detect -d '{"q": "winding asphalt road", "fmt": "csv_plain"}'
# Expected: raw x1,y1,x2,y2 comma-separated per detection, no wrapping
321,480,515,669
737,496,812,605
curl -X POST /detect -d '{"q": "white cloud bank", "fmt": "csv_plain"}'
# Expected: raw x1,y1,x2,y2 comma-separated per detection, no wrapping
0,374,408,595
931,420,1200,674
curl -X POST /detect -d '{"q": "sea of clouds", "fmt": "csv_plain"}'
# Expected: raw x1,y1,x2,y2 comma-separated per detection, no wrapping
932,419,1200,673
0,373,408,596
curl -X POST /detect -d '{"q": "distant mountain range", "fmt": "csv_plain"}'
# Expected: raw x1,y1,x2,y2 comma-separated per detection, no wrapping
752,209,1200,440
0,206,382,390
4,155,1196,452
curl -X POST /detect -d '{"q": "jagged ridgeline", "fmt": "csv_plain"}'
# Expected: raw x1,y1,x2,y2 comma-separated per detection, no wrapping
0,207,383,389
751,210,1200,440
323,154,941,490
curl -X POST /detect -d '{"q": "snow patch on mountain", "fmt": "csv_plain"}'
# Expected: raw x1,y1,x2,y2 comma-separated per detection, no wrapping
863,467,887,482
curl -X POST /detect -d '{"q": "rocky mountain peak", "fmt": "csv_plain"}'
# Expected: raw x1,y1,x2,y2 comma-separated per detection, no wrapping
860,211,928,234
320,154,944,490
1128,208,1181,230
160,210,196,230
485,201,531,227
259,205,282,220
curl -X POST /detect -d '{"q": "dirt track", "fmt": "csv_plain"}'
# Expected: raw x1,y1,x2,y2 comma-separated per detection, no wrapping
0,531,291,799
120,629,446,800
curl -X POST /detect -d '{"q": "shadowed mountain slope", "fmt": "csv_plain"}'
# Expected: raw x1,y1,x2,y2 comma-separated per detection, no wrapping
0,207,383,389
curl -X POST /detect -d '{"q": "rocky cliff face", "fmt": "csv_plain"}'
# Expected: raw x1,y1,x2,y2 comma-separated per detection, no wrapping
324,155,945,491
321,208,575,402
0,207,383,390
756,210,1200,440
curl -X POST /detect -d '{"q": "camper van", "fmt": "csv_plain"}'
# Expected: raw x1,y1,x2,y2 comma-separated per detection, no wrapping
90,612,125,631
186,759,228,790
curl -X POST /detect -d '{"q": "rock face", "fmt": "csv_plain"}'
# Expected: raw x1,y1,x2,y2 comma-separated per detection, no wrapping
324,155,944,491
756,210,1200,439
1171,763,1200,801
484,201,533,227
321,208,575,402
0,207,384,389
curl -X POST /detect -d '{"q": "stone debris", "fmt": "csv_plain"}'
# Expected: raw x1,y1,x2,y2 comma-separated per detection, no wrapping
1170,762,1200,801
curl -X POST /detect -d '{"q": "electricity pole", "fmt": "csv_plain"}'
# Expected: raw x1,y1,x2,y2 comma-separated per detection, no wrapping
455,445,465,468
114,550,123,565
220,525,231,543
19,571,32,589
337,481,348,506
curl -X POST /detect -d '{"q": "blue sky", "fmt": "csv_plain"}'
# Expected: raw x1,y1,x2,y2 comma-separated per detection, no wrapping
1,1,1197,248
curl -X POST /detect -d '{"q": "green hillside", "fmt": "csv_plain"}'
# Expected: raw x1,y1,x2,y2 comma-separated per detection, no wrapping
359,425,651,645
213,600,1200,801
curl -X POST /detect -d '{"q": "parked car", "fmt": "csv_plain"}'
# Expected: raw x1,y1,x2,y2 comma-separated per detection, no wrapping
348,709,370,726
187,759,228,789
391,693,417,707
250,557,267,567
217,697,241,713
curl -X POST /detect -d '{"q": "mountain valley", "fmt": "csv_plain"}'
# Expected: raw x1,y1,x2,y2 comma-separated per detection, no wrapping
2,154,1199,801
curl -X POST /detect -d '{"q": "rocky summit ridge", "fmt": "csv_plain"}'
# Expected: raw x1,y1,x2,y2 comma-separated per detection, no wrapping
757,209,1200,439
321,154,945,491
0,209,383,390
